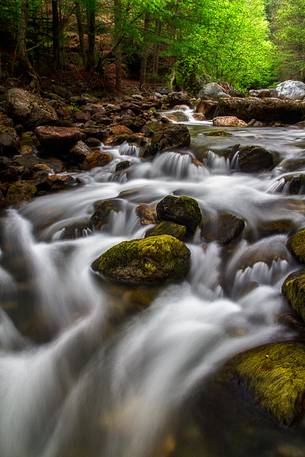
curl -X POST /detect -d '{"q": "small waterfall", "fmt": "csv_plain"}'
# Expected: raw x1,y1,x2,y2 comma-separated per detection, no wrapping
206,150,229,173
230,150,240,170
149,152,208,180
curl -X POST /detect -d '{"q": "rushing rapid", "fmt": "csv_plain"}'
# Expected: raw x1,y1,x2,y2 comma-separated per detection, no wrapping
1,110,305,457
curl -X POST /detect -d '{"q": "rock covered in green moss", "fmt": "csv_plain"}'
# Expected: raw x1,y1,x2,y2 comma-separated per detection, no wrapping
228,342,305,425
92,235,191,284
156,195,202,235
287,229,305,263
145,221,187,240
282,270,305,322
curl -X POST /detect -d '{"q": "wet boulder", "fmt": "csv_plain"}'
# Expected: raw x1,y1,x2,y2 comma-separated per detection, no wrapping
6,88,58,126
0,112,19,156
164,92,193,109
213,116,247,127
156,195,202,235
82,149,112,169
136,204,157,225
90,199,123,231
92,235,191,285
201,212,245,245
217,97,305,124
141,124,190,159
227,342,305,425
287,229,305,263
275,81,305,100
70,140,91,162
278,173,305,194
199,83,230,100
35,126,83,152
195,99,218,119
227,145,275,173
282,270,305,322
145,221,187,241
163,111,189,123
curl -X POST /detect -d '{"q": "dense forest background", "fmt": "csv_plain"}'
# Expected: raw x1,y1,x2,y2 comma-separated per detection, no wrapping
0,0,304,92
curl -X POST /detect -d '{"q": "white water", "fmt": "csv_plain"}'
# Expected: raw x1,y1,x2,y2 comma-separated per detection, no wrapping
0,114,305,457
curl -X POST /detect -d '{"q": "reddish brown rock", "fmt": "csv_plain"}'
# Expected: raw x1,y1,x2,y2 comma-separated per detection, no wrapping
136,204,157,225
83,150,112,169
35,126,83,151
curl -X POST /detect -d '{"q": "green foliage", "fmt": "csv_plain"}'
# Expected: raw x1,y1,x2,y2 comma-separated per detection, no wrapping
169,0,275,91
272,0,305,80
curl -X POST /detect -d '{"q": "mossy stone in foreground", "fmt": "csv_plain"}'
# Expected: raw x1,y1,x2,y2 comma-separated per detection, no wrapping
92,235,191,284
287,229,305,263
282,270,305,322
156,195,202,235
229,342,305,425
145,221,187,241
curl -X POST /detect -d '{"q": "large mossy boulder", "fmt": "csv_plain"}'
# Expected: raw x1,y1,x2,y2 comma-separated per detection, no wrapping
282,270,305,322
156,195,202,235
141,124,191,159
145,221,187,240
287,229,305,262
6,88,58,126
92,235,191,284
228,342,305,425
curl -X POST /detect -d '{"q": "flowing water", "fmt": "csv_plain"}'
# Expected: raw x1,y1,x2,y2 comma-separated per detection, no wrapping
1,110,305,457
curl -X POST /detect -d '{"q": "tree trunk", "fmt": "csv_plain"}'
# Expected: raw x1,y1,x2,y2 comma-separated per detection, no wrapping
86,0,96,70
16,0,40,89
152,20,161,81
75,1,86,67
114,0,122,90
52,0,61,69
139,14,149,87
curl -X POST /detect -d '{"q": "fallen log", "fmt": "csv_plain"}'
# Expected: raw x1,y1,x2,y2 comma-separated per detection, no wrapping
217,97,305,124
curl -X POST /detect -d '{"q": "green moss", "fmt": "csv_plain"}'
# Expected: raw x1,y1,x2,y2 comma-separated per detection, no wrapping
287,229,305,263
92,235,191,285
156,195,202,235
282,270,305,322
145,221,187,240
228,342,305,425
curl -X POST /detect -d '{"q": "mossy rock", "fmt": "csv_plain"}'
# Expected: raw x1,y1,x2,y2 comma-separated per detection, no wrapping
145,221,187,241
287,229,305,263
282,270,305,322
92,235,191,285
228,342,305,425
156,195,202,235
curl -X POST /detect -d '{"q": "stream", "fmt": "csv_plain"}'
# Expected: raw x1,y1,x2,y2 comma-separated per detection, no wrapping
1,110,305,457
